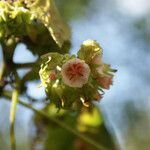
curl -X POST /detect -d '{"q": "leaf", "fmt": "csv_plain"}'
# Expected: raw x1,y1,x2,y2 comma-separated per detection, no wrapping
25,24,71,55
44,126,75,150
33,105,116,150
26,0,71,47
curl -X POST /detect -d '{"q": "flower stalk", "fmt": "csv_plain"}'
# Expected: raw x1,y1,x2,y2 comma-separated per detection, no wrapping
9,89,19,150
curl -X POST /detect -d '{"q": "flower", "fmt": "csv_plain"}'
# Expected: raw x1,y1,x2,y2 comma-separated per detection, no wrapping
91,54,104,74
97,75,113,89
61,58,90,88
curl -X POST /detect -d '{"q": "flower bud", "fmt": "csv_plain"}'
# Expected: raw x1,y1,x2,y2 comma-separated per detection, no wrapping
78,40,102,63
97,75,113,89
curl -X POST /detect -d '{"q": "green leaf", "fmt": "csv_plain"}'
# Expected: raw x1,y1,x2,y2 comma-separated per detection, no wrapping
44,126,75,150
25,24,71,55
32,105,116,150
26,0,71,47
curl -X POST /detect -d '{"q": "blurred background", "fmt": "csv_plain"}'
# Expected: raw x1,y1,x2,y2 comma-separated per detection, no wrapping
0,0,150,149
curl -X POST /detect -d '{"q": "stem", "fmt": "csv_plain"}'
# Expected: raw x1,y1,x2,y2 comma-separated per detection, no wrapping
0,62,5,81
9,89,19,150
14,62,37,69
0,42,6,83
3,90,105,150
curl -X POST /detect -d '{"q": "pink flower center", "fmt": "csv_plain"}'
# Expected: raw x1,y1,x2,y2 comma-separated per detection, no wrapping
66,63,84,80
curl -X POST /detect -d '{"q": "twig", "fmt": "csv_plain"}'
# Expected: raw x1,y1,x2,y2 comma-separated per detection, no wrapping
14,62,37,69
0,62,6,82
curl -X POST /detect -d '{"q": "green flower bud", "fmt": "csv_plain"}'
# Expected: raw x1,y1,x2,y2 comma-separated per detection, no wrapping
39,53,63,87
0,9,7,22
11,7,32,24
77,39,103,63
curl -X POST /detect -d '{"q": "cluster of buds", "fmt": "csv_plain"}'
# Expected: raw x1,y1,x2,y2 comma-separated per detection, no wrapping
39,40,116,110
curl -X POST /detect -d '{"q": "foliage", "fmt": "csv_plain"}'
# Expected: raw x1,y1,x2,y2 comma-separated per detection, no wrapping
33,105,116,150
0,0,116,150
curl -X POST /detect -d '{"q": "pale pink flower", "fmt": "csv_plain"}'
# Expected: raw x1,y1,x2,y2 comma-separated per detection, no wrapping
97,75,113,89
61,58,90,88
92,54,104,74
